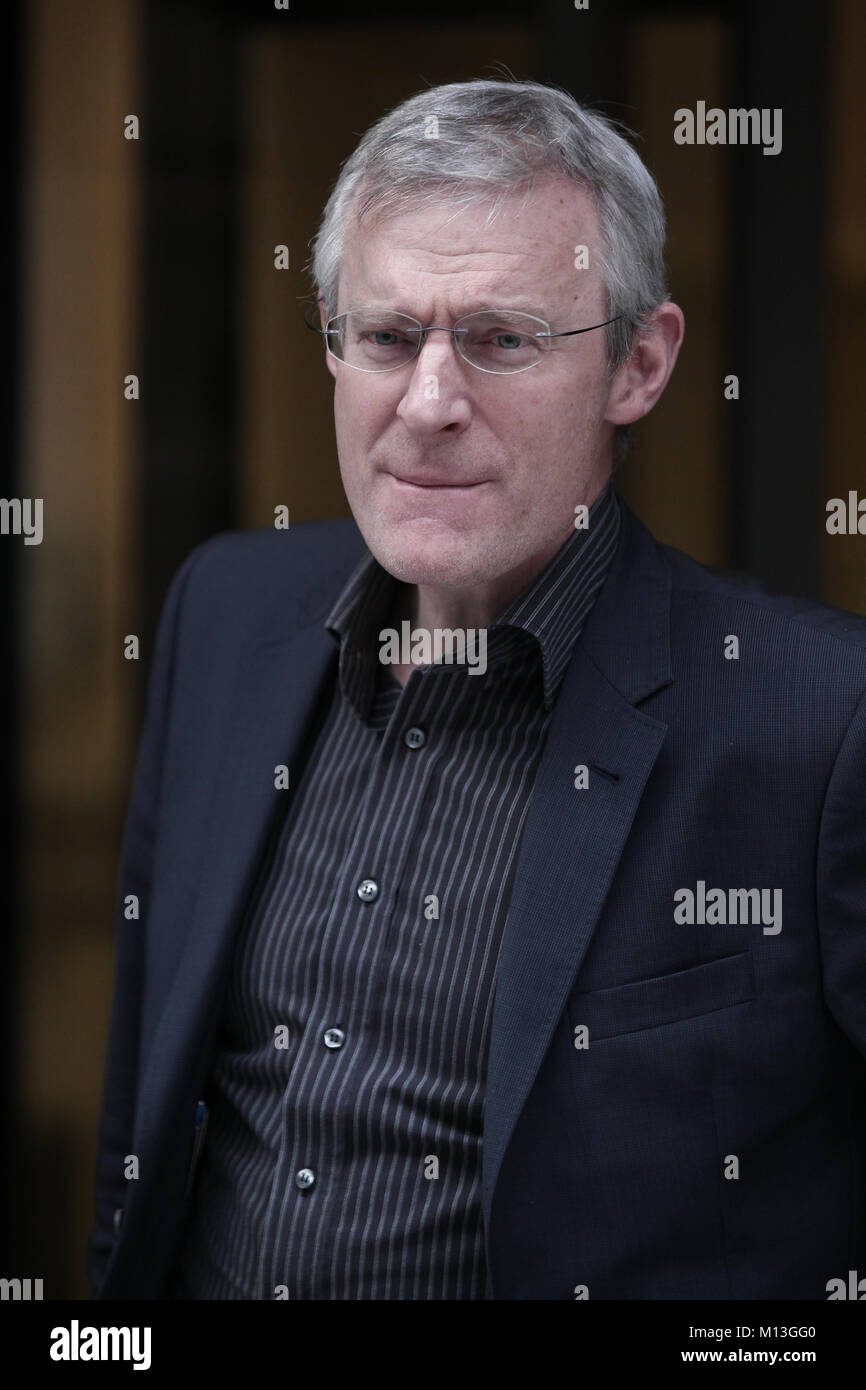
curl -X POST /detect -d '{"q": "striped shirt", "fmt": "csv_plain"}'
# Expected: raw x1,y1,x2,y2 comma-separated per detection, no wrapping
169,480,621,1299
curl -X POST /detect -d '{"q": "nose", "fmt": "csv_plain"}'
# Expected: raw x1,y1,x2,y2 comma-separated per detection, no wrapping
395,330,473,435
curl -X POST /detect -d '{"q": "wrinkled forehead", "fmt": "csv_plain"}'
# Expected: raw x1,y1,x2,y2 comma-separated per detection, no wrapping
336,177,605,318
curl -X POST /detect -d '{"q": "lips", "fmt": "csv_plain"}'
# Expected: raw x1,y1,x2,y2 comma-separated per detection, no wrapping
389,473,487,489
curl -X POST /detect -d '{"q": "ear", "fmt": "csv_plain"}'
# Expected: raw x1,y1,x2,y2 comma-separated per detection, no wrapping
318,296,337,381
604,302,685,427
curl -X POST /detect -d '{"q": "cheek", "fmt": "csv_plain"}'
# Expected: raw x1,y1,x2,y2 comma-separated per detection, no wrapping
334,376,393,448
546,363,609,428
507,376,608,496
513,376,594,442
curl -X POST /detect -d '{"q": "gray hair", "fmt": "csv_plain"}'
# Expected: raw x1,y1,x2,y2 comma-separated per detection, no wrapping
309,78,671,470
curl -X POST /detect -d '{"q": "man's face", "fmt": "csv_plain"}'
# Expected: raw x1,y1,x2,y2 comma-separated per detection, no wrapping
325,176,618,606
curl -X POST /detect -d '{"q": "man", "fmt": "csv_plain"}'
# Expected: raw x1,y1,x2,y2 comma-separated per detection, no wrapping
88,78,866,1300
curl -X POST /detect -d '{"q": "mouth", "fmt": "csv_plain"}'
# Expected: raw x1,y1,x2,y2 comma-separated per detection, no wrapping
388,473,489,491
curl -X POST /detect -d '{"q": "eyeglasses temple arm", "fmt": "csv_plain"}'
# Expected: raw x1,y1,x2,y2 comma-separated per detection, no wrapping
303,304,343,336
536,315,623,340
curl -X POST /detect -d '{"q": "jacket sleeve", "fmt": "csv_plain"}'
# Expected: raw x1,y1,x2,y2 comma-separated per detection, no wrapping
816,683,866,1057
85,540,212,1296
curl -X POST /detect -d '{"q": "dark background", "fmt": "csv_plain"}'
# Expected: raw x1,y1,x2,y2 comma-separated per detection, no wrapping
2,0,864,1296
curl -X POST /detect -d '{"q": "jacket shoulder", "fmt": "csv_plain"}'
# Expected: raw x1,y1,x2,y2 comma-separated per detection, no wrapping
657,532,866,658
168,518,368,637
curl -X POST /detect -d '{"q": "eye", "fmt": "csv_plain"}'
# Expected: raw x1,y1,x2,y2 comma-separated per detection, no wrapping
490,331,528,350
366,329,405,347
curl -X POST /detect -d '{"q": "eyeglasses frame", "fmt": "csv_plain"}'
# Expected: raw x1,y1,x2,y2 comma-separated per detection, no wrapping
303,301,623,375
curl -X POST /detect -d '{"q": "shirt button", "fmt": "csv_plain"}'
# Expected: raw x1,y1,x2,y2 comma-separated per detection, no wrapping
357,878,379,902
404,726,426,749
323,1027,345,1049
113,1206,124,1236
295,1168,316,1191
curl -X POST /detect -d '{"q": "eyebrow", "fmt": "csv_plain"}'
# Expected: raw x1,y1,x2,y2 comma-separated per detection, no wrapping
460,296,548,317
354,297,550,318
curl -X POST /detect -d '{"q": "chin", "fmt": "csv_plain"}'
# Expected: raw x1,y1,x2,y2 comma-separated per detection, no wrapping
368,529,488,589
374,550,472,589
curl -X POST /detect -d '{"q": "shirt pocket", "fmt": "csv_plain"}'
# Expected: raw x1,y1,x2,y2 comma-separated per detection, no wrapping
569,950,755,1042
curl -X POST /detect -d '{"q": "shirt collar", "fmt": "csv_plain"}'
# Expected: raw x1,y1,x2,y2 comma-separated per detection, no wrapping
325,480,622,718
491,479,621,706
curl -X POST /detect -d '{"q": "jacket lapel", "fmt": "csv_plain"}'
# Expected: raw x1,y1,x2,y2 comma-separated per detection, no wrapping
482,501,673,1231
134,605,349,1162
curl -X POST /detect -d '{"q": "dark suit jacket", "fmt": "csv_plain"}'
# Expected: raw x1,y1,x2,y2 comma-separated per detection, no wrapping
87,496,866,1299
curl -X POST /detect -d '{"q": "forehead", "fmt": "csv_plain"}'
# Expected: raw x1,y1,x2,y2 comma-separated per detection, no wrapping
338,176,602,313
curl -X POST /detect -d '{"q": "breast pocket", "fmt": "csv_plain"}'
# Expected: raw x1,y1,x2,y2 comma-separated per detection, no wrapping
569,950,755,1041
